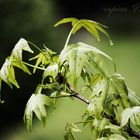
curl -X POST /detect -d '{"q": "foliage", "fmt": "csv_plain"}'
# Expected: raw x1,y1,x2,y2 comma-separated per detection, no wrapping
0,18,140,139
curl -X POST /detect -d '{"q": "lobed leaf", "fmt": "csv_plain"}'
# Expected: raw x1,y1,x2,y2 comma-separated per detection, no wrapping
0,57,19,88
55,18,113,45
0,38,34,90
59,42,115,88
24,92,52,132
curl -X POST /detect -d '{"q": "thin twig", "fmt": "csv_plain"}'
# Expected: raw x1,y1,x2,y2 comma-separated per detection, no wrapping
22,61,45,71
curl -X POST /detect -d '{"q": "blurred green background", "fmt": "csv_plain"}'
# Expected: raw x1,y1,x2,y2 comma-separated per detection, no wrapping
0,0,140,140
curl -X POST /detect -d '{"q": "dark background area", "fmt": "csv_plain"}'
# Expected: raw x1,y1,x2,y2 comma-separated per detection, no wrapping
0,0,140,139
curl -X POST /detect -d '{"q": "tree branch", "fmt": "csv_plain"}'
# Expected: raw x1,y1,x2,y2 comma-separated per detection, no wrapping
66,82,140,139
66,83,90,104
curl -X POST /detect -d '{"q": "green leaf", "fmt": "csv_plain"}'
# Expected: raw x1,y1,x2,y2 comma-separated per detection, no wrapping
59,42,114,88
55,18,113,45
24,93,52,132
121,106,140,126
12,38,33,60
0,57,19,88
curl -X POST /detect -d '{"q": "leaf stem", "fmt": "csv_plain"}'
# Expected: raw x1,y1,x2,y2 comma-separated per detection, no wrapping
22,61,45,71
64,21,80,48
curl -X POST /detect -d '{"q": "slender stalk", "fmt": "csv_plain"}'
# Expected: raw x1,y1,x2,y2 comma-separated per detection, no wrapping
22,61,45,71
64,21,80,48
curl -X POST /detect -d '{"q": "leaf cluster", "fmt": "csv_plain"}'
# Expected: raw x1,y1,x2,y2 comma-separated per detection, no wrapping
0,18,139,139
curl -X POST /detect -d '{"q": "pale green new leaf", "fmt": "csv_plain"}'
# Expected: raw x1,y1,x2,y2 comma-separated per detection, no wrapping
24,93,52,132
121,106,140,126
12,38,33,60
0,57,19,88
59,42,114,88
